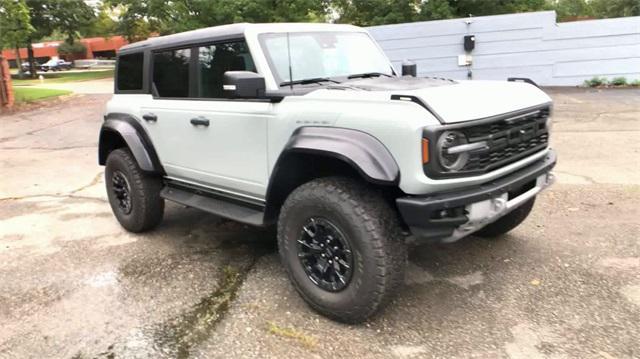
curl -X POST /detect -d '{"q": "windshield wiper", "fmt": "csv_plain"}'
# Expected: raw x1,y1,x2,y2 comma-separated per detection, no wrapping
347,72,394,79
280,77,341,87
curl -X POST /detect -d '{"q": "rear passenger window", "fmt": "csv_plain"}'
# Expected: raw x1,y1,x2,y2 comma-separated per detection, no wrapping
117,53,143,91
152,48,191,98
149,40,256,99
197,41,256,98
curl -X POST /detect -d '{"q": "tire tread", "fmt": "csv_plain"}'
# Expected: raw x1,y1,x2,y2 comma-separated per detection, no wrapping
277,177,406,323
106,148,164,232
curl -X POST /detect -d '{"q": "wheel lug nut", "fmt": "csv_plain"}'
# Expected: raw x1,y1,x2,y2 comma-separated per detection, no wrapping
328,260,333,264
321,254,325,257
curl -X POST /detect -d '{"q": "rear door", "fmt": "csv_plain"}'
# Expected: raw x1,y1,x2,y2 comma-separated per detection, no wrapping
140,40,272,200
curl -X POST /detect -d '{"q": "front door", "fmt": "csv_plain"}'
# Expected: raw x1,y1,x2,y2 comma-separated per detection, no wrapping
140,40,271,200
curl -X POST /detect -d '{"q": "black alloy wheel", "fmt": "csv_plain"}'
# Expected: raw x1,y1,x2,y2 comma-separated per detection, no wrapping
277,177,407,323
297,217,354,292
111,170,132,214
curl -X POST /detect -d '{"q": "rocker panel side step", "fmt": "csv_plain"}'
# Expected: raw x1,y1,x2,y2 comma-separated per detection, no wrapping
160,185,265,226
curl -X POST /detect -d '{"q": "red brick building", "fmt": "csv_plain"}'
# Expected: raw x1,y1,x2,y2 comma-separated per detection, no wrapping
2,36,128,67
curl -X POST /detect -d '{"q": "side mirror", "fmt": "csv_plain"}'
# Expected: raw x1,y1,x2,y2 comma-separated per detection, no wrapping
401,61,417,77
223,71,266,98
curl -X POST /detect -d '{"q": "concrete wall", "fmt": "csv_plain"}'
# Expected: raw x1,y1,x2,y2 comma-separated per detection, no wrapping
368,11,640,86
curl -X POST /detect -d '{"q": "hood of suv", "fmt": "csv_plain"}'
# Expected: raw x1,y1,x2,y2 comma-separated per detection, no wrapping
393,80,552,123
343,76,457,91
318,77,551,124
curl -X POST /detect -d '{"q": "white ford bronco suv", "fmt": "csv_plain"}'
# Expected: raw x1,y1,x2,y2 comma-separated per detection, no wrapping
100,23,556,323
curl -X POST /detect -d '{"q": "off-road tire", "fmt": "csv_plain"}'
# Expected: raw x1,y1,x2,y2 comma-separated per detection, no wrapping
105,148,164,232
475,197,536,238
277,176,407,323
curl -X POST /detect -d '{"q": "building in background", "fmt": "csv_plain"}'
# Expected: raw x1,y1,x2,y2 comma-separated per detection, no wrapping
2,36,128,68
369,11,640,86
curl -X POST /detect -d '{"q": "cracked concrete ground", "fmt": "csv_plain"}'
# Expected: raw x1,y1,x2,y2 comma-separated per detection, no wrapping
1,88,639,358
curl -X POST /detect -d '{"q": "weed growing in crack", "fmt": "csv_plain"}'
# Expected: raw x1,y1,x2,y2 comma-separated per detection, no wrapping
267,321,317,348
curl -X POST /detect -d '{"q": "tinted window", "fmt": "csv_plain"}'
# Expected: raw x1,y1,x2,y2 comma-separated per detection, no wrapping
197,41,255,98
153,48,191,97
117,53,143,91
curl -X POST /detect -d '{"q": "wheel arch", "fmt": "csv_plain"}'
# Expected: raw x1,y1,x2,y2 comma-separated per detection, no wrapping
263,127,401,223
98,113,164,174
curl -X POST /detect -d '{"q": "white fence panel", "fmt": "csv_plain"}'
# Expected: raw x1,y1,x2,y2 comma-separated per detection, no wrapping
368,11,640,86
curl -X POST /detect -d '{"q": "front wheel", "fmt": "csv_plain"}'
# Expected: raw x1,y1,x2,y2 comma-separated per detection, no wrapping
105,148,164,232
277,177,407,323
474,197,536,238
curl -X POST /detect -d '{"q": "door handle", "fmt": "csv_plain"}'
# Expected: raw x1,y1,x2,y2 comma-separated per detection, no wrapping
142,113,157,122
190,117,210,127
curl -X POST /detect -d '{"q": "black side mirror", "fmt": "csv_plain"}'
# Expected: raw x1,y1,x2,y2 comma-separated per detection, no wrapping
223,71,266,98
401,61,417,77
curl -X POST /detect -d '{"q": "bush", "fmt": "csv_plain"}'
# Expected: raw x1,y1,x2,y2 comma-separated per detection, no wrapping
631,79,640,87
609,77,628,86
57,42,87,57
583,77,607,87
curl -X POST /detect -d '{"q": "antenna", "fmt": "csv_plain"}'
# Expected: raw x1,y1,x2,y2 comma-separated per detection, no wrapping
286,32,293,91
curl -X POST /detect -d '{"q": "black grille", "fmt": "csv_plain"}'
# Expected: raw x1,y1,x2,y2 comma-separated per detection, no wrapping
424,106,550,178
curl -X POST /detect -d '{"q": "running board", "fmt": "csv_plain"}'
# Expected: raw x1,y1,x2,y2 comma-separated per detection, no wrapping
160,185,265,226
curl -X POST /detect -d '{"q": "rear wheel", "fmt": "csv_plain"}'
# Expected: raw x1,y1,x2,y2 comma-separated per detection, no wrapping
475,197,536,238
105,148,164,232
277,177,407,323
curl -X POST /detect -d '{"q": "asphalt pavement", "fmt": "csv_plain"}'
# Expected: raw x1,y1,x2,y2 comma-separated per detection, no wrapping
0,88,638,358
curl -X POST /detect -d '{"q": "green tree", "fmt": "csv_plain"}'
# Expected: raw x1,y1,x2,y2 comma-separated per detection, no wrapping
81,4,118,38
333,0,420,26
418,0,455,20
105,0,164,42
552,0,593,21
108,0,329,41
503,0,550,13
48,0,95,44
590,0,640,18
20,0,95,77
0,0,34,49
26,0,95,45
453,0,547,17
57,41,86,57
0,0,34,78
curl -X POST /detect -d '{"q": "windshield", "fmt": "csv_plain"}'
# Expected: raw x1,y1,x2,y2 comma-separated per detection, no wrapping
259,32,394,86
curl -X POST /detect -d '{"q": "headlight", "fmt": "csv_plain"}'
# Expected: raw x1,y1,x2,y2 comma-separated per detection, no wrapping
437,130,469,171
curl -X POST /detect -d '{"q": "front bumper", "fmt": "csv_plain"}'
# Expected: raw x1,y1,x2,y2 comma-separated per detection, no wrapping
397,149,557,243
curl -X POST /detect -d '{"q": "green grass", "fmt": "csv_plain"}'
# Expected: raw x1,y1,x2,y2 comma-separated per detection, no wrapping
583,76,607,87
12,69,114,85
13,87,72,103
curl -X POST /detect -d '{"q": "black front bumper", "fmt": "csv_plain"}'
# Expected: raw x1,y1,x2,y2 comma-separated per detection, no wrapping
396,150,557,241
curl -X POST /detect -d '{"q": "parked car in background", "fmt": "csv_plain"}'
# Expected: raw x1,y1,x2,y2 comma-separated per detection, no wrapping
20,61,40,73
40,59,72,72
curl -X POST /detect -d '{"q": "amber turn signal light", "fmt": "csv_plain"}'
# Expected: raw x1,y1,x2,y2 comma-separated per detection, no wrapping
422,138,430,164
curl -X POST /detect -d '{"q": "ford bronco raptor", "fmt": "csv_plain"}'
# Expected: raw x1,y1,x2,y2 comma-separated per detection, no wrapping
100,23,556,323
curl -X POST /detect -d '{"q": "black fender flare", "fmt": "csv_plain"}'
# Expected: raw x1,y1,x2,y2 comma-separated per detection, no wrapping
278,127,400,184
98,113,164,174
263,127,400,223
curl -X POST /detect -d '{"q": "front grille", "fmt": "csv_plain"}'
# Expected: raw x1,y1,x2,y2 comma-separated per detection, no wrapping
424,105,550,178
